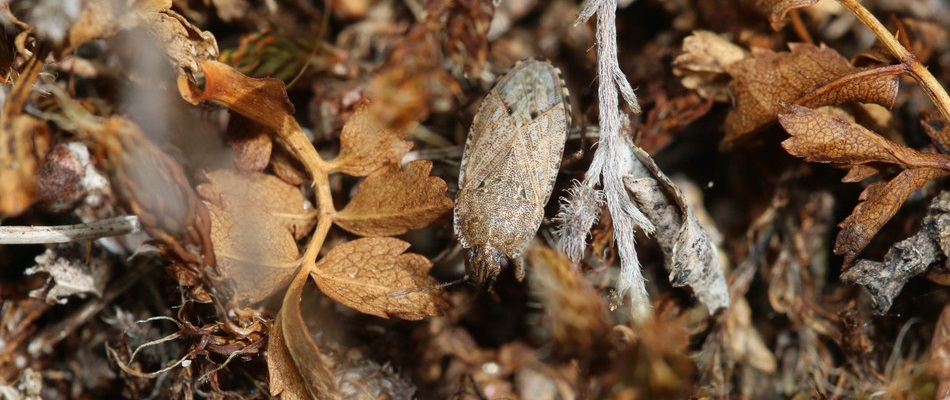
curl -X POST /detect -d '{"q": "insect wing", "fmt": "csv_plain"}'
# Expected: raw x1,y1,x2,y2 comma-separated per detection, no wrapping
458,60,569,204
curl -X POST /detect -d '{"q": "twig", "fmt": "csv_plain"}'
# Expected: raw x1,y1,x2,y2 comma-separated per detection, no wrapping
0,215,141,244
837,0,950,125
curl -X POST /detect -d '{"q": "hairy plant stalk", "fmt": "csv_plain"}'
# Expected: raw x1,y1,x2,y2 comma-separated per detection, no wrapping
560,0,655,322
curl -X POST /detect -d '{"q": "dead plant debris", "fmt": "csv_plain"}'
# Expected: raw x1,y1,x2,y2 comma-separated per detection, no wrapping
3,0,950,398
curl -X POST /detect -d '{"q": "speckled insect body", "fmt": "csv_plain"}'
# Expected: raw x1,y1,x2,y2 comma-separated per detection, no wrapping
454,59,572,288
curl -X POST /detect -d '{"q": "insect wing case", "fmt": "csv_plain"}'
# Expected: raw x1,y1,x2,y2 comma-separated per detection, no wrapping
454,59,571,283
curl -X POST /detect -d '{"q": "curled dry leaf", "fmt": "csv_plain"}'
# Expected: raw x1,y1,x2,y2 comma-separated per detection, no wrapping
842,192,950,314
750,0,820,30
178,60,324,179
198,170,315,304
723,43,900,146
310,237,448,320
780,103,950,266
334,161,453,237
326,103,413,177
26,247,111,305
65,0,218,77
268,268,339,400
672,30,748,103
226,114,273,172
837,168,949,267
624,147,729,313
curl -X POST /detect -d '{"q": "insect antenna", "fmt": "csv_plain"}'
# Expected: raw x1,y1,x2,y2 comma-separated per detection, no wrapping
387,276,470,298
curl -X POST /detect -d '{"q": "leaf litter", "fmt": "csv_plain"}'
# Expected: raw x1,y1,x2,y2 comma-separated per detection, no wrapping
4,0,950,398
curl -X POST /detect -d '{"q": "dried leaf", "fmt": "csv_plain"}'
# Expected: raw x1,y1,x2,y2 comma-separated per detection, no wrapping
178,60,324,180
779,103,926,166
334,161,453,237
25,247,111,304
838,167,950,266
198,170,315,304
751,0,819,30
269,268,339,399
779,104,950,265
672,30,748,103
624,147,729,313
311,238,447,320
226,114,272,172
326,103,413,177
723,43,899,146
65,0,218,77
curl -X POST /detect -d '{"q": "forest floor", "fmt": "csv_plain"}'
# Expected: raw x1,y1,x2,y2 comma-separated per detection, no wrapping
3,0,950,398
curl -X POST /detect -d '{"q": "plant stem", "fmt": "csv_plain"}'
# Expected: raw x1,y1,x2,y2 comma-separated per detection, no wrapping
838,0,950,125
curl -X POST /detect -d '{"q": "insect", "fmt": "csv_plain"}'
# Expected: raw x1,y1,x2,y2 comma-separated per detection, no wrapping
454,59,572,288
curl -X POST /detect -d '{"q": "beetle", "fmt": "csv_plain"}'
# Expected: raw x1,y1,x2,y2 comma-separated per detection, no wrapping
454,59,572,288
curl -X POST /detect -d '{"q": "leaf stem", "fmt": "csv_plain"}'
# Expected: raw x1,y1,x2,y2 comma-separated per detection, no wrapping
838,0,950,125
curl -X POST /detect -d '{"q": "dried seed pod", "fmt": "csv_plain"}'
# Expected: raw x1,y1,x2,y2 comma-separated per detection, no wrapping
454,59,572,288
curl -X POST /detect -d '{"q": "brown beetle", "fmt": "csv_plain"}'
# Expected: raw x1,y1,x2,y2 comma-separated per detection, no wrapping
454,59,572,288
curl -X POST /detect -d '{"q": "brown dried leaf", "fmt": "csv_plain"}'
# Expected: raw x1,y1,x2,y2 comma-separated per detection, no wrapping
672,31,748,103
268,268,339,399
179,60,294,136
66,0,218,77
326,103,413,177
836,167,950,267
179,60,324,180
751,0,819,30
334,161,453,237
842,192,950,314
198,170,315,304
311,237,447,320
226,114,272,172
780,103,919,165
780,103,950,266
723,43,899,146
